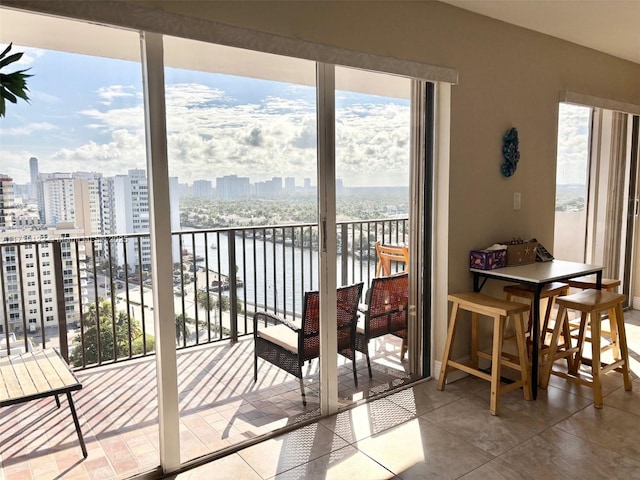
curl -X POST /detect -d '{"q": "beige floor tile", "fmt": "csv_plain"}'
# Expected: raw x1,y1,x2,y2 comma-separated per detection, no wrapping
318,398,415,443
175,453,261,479
355,417,494,479
273,445,396,480
421,395,540,456
554,404,640,462
384,378,466,416
602,377,640,415
459,427,640,480
237,423,349,478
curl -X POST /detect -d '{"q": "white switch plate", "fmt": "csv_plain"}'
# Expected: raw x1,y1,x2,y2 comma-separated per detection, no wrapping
514,192,521,210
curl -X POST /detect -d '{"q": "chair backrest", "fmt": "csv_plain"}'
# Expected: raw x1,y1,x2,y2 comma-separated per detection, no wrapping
363,272,409,339
299,282,363,361
375,241,409,277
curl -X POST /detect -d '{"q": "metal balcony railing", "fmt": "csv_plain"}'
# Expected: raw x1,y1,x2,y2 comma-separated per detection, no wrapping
0,218,408,369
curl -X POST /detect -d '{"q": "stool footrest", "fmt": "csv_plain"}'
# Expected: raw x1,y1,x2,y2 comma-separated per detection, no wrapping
500,381,527,395
446,360,492,382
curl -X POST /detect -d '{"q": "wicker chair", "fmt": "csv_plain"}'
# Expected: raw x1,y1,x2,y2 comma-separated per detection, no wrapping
354,272,409,377
253,282,363,405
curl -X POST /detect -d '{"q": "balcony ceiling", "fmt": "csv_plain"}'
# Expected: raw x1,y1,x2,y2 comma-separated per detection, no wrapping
440,0,640,65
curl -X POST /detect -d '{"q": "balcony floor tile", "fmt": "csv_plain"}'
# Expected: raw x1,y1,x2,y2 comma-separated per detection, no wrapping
0,333,412,479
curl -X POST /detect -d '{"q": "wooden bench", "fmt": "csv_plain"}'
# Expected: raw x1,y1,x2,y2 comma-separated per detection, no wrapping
0,348,87,457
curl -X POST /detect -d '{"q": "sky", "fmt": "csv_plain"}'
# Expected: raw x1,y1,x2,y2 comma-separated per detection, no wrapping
556,103,591,185
0,44,411,187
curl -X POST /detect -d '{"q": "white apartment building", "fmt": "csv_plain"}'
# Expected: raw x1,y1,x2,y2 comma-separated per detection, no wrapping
0,174,14,228
0,222,86,335
113,169,151,270
72,172,104,237
40,173,75,225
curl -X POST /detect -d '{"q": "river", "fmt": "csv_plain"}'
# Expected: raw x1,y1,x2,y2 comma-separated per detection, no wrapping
187,231,378,314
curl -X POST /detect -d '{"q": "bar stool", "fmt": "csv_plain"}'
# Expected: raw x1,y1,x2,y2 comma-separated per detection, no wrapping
567,276,621,350
503,282,570,357
438,292,532,415
567,275,620,292
541,289,632,408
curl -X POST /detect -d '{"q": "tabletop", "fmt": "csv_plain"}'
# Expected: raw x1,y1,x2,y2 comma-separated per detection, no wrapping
471,259,603,285
0,348,82,406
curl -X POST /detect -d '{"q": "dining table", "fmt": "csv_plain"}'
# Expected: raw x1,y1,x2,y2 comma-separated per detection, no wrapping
470,259,604,399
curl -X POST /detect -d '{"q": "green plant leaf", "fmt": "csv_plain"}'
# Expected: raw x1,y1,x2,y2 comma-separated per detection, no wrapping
0,43,32,118
0,52,24,69
0,43,12,59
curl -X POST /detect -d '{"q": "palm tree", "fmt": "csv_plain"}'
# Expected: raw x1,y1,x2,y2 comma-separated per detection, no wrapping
0,43,32,118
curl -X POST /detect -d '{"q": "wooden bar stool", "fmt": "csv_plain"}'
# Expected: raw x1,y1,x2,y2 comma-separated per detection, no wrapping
438,292,532,415
541,289,632,408
567,276,621,350
567,275,620,292
503,282,570,357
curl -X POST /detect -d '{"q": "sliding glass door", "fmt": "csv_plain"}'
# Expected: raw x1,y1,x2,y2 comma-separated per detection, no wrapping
1,5,436,473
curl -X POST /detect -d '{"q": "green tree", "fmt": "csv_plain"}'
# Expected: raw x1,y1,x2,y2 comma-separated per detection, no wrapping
196,290,215,313
175,313,195,345
70,300,155,367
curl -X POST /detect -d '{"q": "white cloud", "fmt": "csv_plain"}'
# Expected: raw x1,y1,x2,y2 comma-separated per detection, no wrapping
8,46,45,67
97,85,136,106
2,122,57,136
47,129,146,176
20,82,410,187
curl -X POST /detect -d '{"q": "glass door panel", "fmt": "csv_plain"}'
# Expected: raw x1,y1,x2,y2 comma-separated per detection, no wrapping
0,8,156,476
554,103,592,261
334,66,417,401
162,35,319,462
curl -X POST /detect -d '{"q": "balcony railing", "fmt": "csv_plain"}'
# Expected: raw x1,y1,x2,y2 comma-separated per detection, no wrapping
0,218,408,369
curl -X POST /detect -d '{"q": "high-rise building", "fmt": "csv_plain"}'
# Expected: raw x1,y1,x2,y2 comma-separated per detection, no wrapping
40,173,75,225
192,180,213,198
0,223,86,334
254,177,283,197
0,174,15,228
29,157,39,199
71,172,104,238
113,169,151,270
284,177,295,195
216,175,250,200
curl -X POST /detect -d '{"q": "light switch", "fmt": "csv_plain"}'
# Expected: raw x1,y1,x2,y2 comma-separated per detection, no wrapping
514,192,521,210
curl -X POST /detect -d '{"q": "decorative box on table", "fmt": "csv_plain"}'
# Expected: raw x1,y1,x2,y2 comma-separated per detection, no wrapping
504,241,538,266
470,248,507,270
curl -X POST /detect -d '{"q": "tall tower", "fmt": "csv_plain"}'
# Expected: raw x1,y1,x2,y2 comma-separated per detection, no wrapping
29,157,39,199
40,173,75,225
0,174,15,228
113,169,151,269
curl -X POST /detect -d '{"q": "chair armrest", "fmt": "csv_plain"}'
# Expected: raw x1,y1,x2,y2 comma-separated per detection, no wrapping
253,311,300,332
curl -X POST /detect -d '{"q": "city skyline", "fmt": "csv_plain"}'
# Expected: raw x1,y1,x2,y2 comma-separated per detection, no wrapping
0,43,412,188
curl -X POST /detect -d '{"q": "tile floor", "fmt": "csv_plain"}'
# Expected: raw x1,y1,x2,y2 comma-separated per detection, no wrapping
170,310,640,480
2,311,640,479
0,334,413,479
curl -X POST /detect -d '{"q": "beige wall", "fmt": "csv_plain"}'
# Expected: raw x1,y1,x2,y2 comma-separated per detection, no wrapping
129,0,640,360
